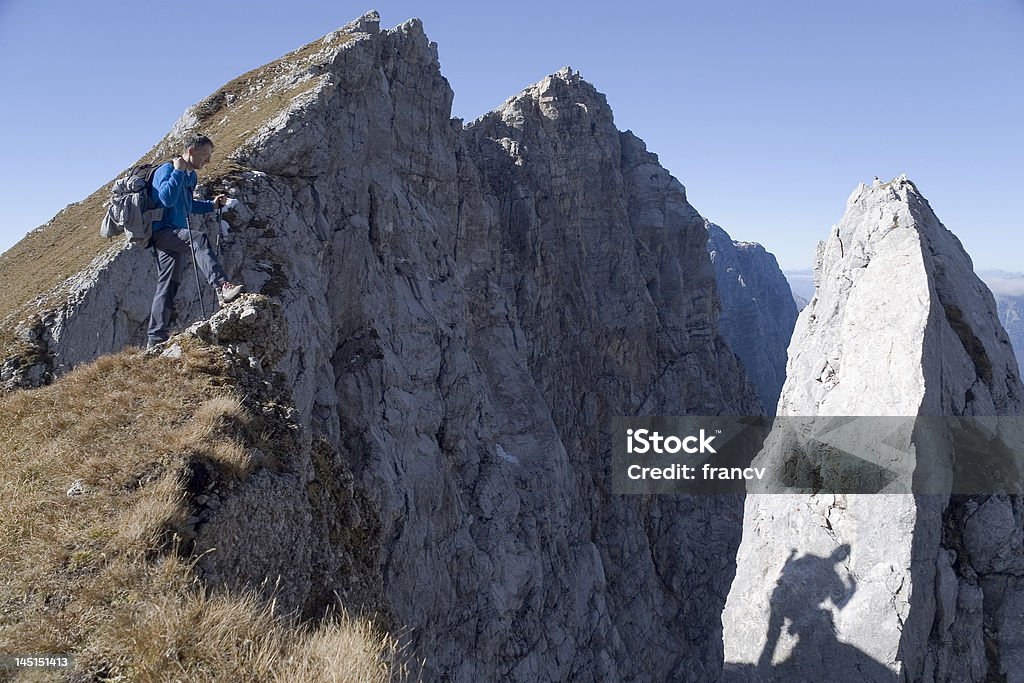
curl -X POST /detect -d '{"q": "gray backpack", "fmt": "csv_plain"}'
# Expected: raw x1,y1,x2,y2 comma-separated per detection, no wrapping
100,163,164,246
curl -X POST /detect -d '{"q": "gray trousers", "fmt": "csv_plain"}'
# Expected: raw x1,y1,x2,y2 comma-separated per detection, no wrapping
147,227,227,345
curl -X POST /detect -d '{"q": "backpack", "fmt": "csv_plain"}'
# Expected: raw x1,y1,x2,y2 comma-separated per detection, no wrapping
100,163,165,246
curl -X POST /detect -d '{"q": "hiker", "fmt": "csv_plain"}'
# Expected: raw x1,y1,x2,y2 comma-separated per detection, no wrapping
146,133,243,348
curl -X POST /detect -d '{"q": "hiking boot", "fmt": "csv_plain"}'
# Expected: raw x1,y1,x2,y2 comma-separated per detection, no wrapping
217,281,244,305
146,337,168,352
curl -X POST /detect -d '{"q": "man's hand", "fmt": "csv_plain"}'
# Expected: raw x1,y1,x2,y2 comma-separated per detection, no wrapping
213,194,229,209
173,156,190,172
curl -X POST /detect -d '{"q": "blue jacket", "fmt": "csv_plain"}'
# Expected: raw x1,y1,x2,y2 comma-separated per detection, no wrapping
150,162,215,232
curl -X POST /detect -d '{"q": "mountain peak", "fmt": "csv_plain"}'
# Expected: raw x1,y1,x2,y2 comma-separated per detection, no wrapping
468,65,616,155
162,14,441,180
789,177,1018,416
847,172,919,207
340,9,381,34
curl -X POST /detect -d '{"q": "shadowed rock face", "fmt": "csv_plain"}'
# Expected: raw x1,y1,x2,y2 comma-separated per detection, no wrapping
706,221,799,414
723,176,1024,682
0,13,762,682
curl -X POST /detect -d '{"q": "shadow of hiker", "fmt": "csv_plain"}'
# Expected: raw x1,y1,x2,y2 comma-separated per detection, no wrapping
725,544,898,682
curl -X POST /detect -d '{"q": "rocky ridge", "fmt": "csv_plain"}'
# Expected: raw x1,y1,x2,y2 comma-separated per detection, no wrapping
0,13,760,682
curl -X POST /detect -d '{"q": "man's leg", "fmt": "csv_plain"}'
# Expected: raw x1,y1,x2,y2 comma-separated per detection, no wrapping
757,604,786,673
171,228,228,286
148,231,195,348
176,227,244,304
147,233,186,346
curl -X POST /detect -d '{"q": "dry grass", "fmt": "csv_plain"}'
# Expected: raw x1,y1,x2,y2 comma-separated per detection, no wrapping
167,30,354,185
88,574,407,683
190,79,321,183
0,344,404,682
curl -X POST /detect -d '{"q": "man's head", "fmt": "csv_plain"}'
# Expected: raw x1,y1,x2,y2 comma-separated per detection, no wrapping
183,133,214,171
831,543,852,563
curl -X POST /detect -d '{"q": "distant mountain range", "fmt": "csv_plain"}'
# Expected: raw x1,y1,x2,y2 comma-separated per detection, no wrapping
783,269,814,309
978,271,1024,373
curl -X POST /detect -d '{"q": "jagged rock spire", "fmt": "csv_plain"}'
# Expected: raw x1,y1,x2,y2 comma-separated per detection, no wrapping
723,176,1024,681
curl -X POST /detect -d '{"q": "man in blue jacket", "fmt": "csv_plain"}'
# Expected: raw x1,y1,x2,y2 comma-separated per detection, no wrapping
147,133,243,348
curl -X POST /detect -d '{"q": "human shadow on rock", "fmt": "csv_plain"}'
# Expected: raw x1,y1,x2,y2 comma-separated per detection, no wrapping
724,544,897,682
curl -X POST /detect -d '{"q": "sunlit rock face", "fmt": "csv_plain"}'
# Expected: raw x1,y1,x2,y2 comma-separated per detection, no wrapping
724,176,1024,682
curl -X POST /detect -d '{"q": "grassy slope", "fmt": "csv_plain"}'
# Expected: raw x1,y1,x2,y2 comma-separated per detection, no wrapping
0,341,403,682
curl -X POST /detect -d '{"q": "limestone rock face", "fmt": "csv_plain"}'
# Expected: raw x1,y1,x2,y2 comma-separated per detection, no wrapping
779,176,1020,418
706,221,799,413
0,14,761,682
723,176,1024,682
185,293,288,368
453,69,760,679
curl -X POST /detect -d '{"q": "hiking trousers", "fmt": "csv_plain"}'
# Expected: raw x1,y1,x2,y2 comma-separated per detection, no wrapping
147,227,227,345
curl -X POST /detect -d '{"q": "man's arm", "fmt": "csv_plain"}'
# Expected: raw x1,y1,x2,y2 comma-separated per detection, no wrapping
190,194,230,216
191,198,215,215
153,162,190,207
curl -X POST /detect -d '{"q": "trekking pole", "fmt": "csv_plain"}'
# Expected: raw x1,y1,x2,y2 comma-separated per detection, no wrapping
185,213,208,319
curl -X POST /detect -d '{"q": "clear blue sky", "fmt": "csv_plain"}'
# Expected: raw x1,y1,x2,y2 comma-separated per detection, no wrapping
1,0,1021,270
